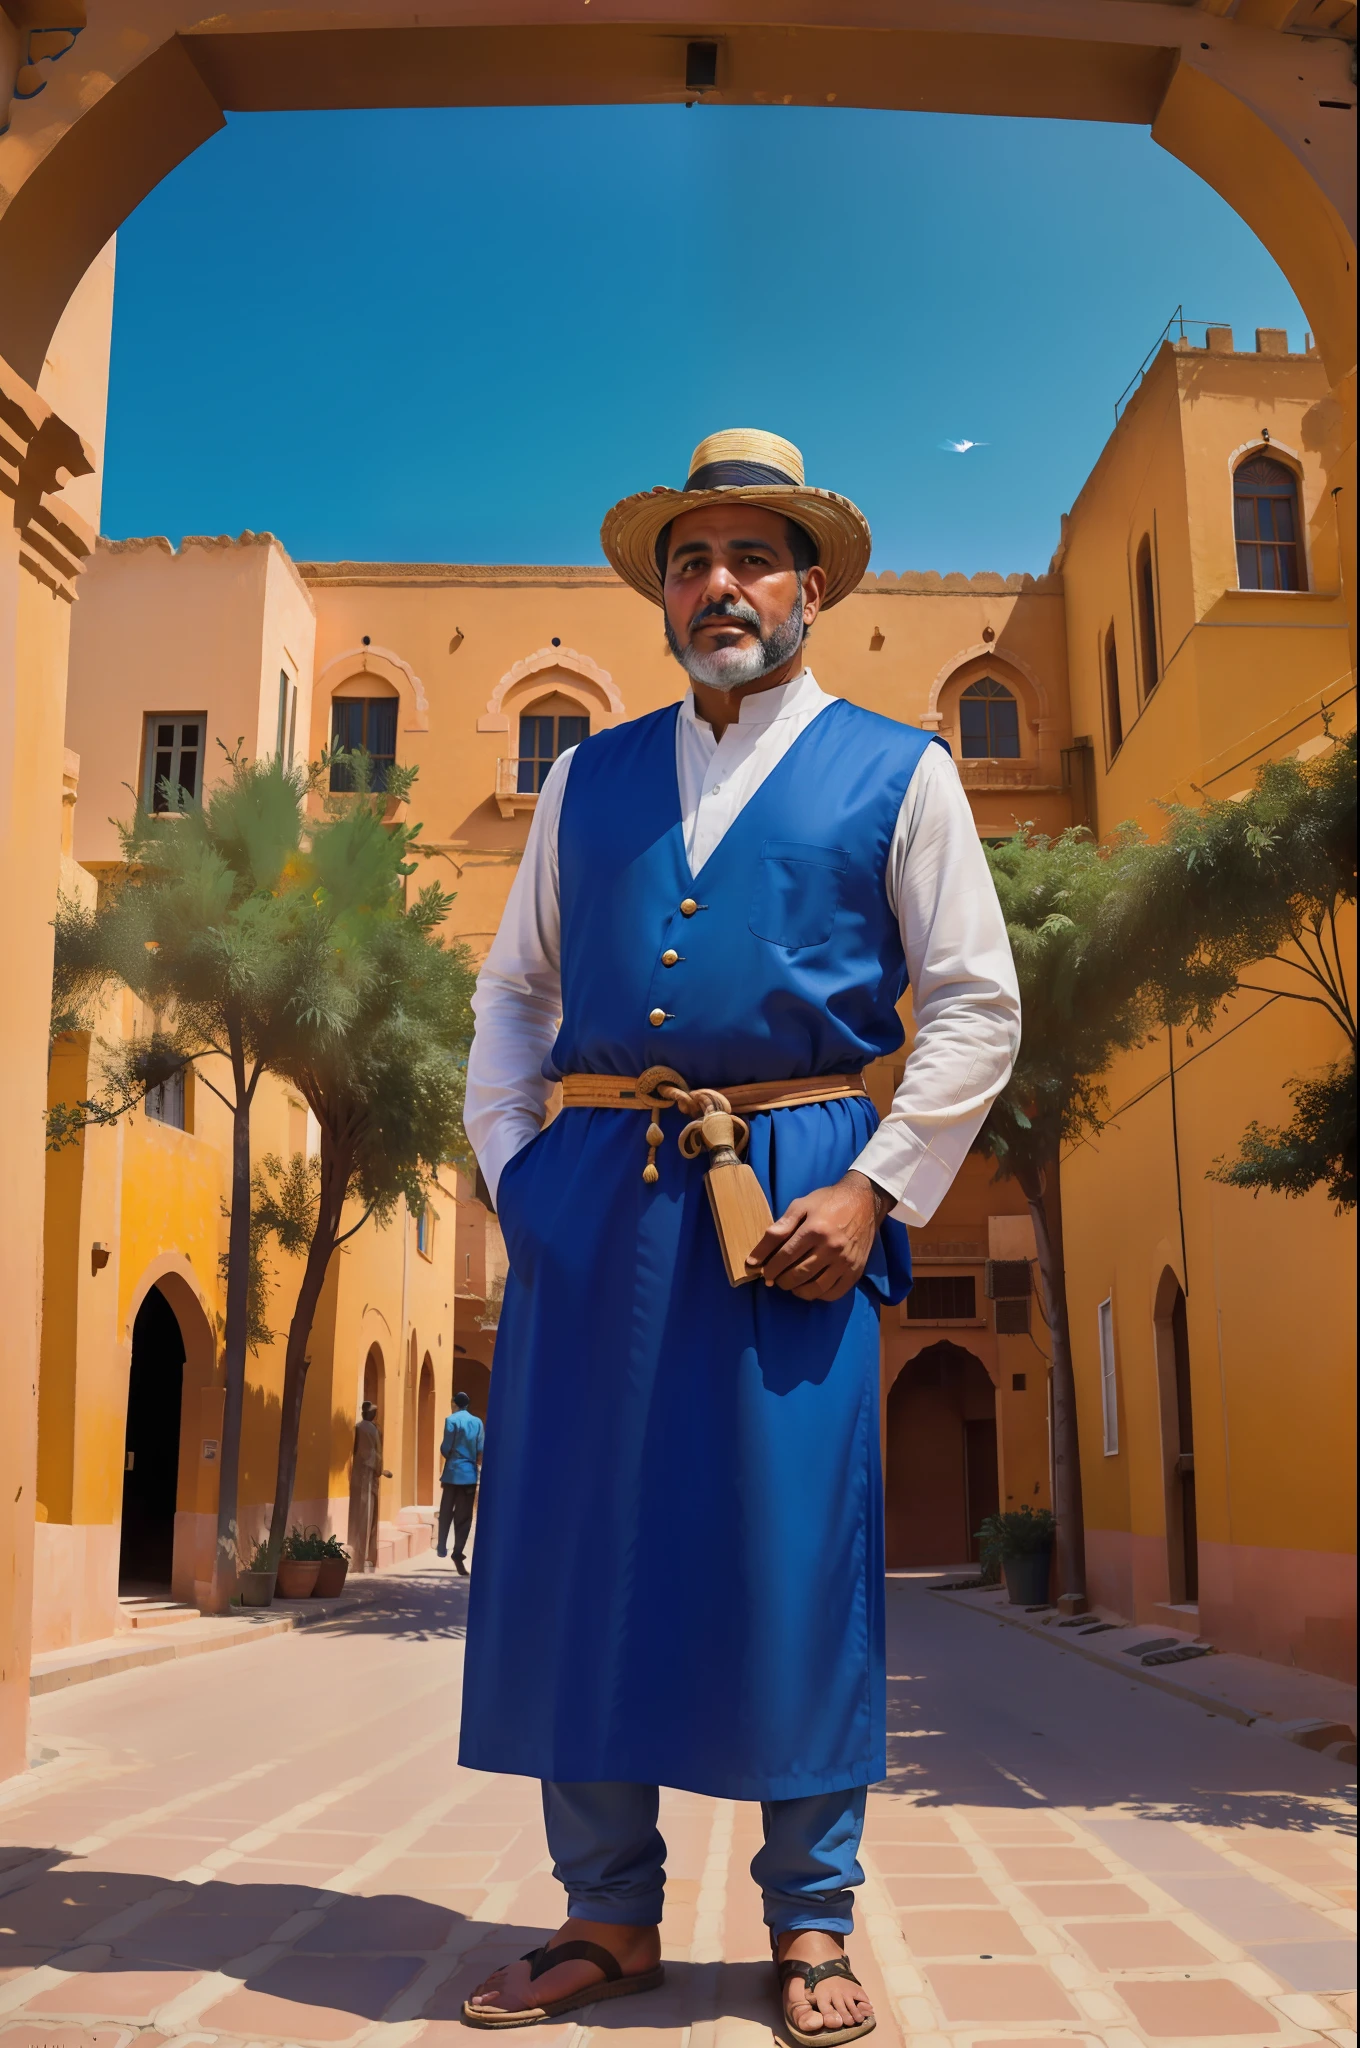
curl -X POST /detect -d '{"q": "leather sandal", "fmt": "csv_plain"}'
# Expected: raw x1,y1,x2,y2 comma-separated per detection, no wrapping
773,1936,876,2048
461,1938,665,2029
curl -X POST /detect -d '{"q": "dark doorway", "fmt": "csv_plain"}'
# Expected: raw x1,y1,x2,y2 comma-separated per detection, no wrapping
885,1342,998,1567
120,1285,184,1589
1170,1286,1198,1602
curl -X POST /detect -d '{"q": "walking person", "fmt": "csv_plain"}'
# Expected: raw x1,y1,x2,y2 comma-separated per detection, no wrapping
436,1391,483,1574
347,1400,387,1574
459,429,1020,2038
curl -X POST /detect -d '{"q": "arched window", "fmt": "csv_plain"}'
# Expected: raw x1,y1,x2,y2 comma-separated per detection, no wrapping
1135,536,1160,696
517,697,590,793
958,677,1021,759
1234,456,1304,591
1104,625,1124,758
330,692,397,791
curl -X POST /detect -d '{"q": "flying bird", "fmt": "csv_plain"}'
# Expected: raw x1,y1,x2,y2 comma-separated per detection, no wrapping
941,438,989,453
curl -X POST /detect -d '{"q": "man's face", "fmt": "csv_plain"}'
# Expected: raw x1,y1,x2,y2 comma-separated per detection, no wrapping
661,504,825,692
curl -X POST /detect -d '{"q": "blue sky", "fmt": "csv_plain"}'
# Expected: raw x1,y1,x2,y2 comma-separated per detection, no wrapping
103,105,1304,575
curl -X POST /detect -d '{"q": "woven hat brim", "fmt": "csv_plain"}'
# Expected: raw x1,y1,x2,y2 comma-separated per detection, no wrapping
600,484,872,610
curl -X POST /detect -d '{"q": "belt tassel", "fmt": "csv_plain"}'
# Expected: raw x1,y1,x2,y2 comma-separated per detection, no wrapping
635,1066,773,1286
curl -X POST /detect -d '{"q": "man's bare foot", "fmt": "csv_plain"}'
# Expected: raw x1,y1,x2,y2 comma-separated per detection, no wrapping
776,1929,874,2037
465,1916,660,2016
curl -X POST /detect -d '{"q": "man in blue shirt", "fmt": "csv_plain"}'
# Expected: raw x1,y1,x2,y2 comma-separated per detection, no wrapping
437,1392,484,1574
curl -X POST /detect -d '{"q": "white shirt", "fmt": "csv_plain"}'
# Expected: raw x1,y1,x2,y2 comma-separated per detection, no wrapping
464,668,1021,1226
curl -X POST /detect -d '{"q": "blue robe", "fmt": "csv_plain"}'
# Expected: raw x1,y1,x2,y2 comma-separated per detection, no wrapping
459,698,940,1799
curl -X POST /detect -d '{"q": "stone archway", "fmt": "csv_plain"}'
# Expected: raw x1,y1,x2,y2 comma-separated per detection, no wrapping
416,1353,436,1507
0,14,1352,390
885,1340,999,1569
1,0,1354,1775
120,1262,217,1605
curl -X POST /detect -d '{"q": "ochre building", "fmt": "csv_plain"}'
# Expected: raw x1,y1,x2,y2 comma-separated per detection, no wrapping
41,308,1354,1683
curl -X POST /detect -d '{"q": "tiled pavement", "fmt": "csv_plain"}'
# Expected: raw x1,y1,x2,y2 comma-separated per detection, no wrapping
0,1567,1353,2048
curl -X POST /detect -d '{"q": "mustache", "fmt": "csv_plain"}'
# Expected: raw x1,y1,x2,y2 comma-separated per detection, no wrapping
689,597,764,633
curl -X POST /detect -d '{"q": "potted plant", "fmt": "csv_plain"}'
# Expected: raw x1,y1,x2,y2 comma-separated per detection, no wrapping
977,1506,1056,1606
238,1537,276,1609
313,1532,351,1598
276,1525,325,1599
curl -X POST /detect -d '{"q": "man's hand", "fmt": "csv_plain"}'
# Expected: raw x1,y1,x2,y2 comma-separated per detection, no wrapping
745,1170,892,1301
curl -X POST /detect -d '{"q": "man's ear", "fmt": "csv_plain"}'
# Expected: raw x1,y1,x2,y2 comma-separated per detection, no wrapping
801,563,828,627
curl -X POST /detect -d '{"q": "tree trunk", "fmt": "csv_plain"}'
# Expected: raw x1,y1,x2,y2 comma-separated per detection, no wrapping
208,1032,252,1613
1020,1153,1087,1609
265,1143,354,1567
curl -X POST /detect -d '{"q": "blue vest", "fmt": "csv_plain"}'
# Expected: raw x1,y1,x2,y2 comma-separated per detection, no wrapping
551,695,942,1085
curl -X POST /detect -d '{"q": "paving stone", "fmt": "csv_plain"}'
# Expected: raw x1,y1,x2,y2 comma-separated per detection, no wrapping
1117,1977,1283,2035
898,1909,1035,1957
884,1876,997,1908
1066,1918,1215,1967
0,2029,138,2048
200,1952,423,2038
1161,1872,1342,1942
994,1847,1109,1882
1020,1882,1150,1916
1086,1818,1232,1874
926,1962,1079,2022
297,1892,457,1952
1250,1941,1359,1994
870,1847,977,1875
25,1968,203,2020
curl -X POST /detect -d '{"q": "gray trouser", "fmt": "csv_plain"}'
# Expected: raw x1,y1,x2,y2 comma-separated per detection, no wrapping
438,1482,477,1560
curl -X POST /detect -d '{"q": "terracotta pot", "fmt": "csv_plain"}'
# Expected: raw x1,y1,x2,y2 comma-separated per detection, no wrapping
1002,1549,1052,1606
238,1570,275,1608
312,1555,349,1597
276,1558,321,1599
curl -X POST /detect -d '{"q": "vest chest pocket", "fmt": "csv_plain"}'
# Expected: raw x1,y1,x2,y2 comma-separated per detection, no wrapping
749,840,850,950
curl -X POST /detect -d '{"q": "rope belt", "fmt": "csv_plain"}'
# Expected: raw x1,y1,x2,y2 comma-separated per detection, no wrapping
560,1067,868,1186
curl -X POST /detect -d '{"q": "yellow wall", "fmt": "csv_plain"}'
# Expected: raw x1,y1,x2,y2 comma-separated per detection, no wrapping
1058,334,1356,1677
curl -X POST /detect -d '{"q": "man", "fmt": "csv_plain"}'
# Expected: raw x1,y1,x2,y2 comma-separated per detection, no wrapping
437,1391,484,1573
347,1401,386,1575
460,429,1020,2039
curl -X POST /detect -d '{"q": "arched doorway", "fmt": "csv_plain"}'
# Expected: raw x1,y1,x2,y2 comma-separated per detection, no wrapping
1153,1269,1198,1605
453,1356,492,1427
362,1341,384,1430
885,1342,998,1569
120,1285,184,1590
416,1354,436,1506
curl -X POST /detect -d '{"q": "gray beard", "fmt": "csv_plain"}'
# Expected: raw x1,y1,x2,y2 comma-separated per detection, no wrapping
666,587,805,691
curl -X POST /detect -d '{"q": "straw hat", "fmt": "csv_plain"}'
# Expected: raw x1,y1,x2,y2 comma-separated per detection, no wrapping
600,427,872,610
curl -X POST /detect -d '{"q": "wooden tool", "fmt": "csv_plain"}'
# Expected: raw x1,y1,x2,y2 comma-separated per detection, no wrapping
677,1099,774,1287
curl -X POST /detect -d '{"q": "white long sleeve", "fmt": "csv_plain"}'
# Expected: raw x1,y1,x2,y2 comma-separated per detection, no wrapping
464,669,1020,1224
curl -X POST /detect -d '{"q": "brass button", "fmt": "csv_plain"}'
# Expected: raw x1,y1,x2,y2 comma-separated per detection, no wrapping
680,897,698,916
648,1008,666,1027
661,949,679,967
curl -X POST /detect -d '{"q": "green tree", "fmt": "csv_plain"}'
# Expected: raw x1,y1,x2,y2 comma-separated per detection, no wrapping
254,767,475,1565
50,751,343,1609
978,828,1153,1608
1120,728,1355,1211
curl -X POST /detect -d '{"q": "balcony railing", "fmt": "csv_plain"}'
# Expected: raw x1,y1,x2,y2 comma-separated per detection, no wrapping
495,757,549,818
956,759,1053,790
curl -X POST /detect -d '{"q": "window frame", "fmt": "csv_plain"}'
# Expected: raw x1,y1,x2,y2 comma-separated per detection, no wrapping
1102,625,1124,763
516,707,591,794
142,713,208,813
958,676,1022,761
1233,451,1307,593
1098,1295,1119,1456
145,1064,188,1132
416,1203,435,1260
1134,534,1160,700
276,669,299,767
329,693,398,792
